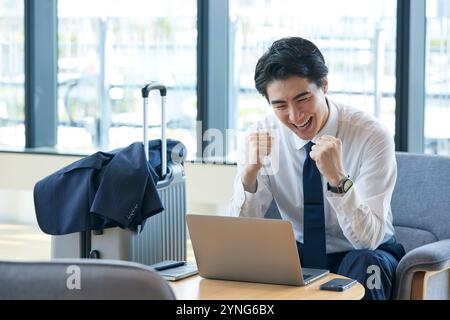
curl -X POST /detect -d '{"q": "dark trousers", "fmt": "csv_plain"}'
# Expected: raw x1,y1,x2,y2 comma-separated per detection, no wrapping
297,238,405,300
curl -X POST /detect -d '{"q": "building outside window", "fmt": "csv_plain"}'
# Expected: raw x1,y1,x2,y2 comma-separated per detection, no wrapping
57,0,198,157
4,0,450,159
228,0,397,161
425,0,450,155
0,0,25,148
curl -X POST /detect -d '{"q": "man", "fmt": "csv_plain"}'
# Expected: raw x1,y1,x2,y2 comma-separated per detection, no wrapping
229,37,405,300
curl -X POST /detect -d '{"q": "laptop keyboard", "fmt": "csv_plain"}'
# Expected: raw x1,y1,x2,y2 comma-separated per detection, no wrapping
303,273,312,280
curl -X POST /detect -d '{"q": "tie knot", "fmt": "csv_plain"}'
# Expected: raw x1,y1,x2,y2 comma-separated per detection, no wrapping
304,141,315,154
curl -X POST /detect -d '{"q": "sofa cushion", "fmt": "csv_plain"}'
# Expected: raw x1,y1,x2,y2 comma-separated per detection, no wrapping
394,226,438,253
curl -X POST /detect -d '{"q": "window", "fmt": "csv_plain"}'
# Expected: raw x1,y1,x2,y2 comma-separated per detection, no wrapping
0,0,24,148
228,0,397,159
425,0,450,155
57,0,197,157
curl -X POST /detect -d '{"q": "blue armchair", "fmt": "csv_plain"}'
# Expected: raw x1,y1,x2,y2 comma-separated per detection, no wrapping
265,152,450,300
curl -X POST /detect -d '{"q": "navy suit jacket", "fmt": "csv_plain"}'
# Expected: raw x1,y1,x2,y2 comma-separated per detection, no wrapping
148,139,187,179
34,142,164,235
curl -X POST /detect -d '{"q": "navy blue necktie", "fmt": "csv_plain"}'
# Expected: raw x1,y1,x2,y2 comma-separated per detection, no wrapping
302,141,327,269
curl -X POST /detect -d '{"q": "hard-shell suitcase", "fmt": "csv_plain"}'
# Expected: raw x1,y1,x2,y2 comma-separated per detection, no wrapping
51,82,187,265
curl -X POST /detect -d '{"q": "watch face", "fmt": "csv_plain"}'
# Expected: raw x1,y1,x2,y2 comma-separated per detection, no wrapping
343,179,353,192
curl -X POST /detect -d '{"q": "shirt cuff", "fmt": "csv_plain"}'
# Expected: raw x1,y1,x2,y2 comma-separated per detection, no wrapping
236,177,263,207
326,186,364,217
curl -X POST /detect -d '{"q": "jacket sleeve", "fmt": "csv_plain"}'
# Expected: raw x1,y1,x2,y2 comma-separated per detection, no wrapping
91,143,163,229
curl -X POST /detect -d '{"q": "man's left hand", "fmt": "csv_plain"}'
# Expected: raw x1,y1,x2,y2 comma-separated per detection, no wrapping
309,135,347,187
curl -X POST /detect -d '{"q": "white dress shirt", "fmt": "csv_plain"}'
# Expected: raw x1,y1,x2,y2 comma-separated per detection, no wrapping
229,97,397,253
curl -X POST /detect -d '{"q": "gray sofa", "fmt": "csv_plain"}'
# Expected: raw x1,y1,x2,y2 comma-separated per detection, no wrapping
0,259,175,300
266,152,450,300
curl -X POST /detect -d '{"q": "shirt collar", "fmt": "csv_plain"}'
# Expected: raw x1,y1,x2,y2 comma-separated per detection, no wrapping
292,97,339,150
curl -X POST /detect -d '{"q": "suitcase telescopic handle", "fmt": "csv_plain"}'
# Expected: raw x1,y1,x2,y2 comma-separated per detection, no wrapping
141,82,167,98
141,82,168,177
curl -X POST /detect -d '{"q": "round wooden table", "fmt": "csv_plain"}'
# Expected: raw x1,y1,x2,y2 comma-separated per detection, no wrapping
170,273,365,300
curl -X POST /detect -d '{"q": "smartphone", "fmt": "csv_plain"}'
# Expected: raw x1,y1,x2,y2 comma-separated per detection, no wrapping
319,278,357,292
150,260,186,271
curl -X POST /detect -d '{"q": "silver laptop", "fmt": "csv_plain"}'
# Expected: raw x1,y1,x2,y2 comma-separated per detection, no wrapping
187,214,329,286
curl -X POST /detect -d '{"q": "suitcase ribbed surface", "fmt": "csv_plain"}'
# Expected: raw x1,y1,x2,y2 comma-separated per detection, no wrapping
131,165,186,265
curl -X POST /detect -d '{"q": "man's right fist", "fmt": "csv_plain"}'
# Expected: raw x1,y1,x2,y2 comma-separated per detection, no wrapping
246,131,273,171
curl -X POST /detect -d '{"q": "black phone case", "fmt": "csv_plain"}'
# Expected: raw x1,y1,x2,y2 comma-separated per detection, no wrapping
319,278,357,291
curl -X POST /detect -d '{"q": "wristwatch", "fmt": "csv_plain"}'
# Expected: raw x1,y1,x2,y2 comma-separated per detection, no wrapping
327,175,353,194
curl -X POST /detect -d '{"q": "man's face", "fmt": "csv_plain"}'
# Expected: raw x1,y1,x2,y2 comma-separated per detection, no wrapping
266,76,329,141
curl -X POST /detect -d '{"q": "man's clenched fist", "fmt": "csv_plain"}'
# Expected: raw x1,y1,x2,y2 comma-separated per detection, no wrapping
309,135,347,187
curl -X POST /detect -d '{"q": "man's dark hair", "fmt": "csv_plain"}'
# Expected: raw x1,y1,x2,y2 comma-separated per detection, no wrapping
254,37,329,100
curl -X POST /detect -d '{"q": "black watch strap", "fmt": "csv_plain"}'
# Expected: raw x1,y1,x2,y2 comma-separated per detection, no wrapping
327,175,352,194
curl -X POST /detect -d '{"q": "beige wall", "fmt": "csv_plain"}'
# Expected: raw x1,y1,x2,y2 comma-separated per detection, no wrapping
0,152,237,223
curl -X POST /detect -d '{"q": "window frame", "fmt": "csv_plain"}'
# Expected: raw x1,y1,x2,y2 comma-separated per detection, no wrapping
395,0,426,152
15,0,428,156
24,0,58,148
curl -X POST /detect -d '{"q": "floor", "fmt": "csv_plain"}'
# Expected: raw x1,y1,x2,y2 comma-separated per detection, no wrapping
0,223,51,260
0,222,195,264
